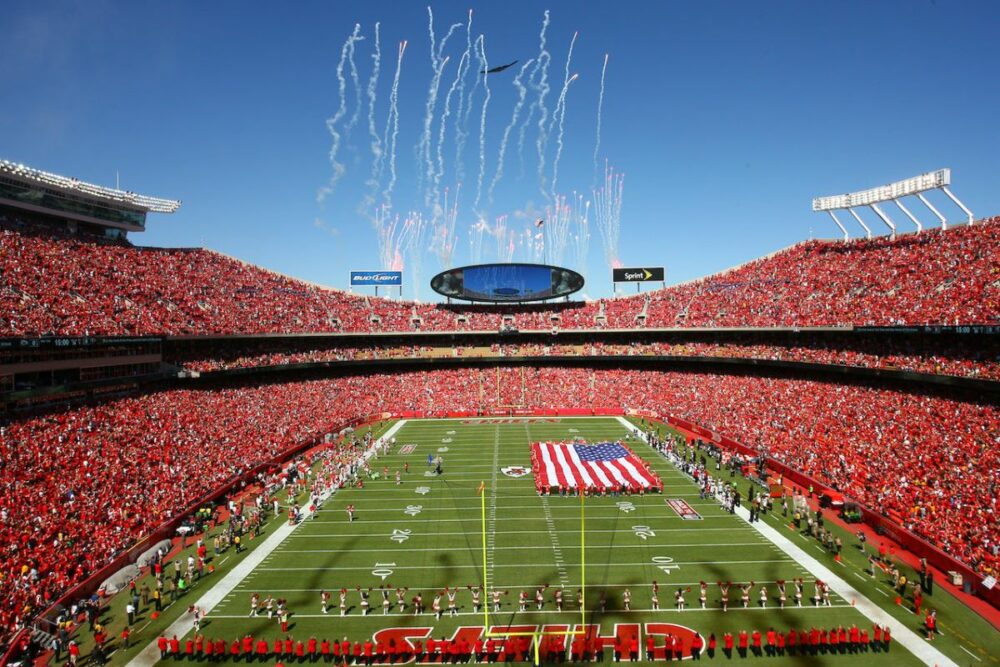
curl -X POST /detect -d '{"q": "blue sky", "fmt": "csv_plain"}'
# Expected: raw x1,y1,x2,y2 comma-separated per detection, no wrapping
2,0,998,301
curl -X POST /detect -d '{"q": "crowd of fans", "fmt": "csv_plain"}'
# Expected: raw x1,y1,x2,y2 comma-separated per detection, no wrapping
3,215,997,337
172,338,999,379
1,366,996,646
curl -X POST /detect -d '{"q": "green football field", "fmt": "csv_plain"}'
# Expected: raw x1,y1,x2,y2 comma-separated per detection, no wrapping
142,416,995,665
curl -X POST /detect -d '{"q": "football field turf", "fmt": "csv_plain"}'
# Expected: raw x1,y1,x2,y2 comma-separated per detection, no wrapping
170,416,991,665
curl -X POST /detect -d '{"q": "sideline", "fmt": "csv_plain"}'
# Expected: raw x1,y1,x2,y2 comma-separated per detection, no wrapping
126,420,409,667
618,416,958,667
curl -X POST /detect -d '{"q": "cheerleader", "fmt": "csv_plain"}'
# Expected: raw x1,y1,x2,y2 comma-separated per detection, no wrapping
554,588,563,612
699,582,708,609
675,588,686,611
338,589,347,616
358,587,371,616
623,588,632,612
718,582,730,612
413,593,424,615
432,593,443,620
651,587,660,611
519,590,529,612
758,585,768,608
740,582,754,609
320,590,330,615
794,579,803,607
382,588,392,615
447,588,458,616
469,585,482,614
396,587,408,613
776,580,786,609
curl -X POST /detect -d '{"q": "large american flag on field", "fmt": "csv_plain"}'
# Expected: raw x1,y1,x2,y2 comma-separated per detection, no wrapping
530,441,662,492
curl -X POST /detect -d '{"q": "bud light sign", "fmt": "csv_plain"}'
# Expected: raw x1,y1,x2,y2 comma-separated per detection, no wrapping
350,271,403,286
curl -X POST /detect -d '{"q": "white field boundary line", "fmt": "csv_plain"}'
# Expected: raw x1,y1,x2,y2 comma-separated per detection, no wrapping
126,420,409,667
618,416,958,667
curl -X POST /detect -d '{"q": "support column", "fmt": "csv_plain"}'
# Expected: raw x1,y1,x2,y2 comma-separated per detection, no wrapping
870,204,896,238
827,211,849,242
941,186,974,225
848,208,873,239
893,199,923,233
917,193,947,230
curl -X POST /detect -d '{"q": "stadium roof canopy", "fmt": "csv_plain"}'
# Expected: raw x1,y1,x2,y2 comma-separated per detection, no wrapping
0,159,180,233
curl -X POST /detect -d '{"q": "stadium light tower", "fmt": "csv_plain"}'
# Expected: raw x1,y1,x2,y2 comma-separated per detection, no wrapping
812,169,973,241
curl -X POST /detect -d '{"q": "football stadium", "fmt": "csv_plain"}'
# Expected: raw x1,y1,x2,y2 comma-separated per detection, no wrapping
2,3,999,667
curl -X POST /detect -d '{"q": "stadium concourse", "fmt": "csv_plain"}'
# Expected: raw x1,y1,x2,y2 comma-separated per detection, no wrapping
1,215,998,336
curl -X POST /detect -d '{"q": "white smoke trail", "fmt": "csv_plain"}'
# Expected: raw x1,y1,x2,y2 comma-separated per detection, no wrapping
472,35,492,214
592,53,608,186
358,23,383,219
548,31,578,201
469,217,488,264
430,184,461,267
345,28,364,134
549,72,578,202
593,162,625,269
452,10,475,183
571,194,591,272
381,40,408,207
318,23,364,203
419,7,461,205
518,10,552,198
545,193,573,266
487,58,534,207
433,48,468,213
518,11,550,178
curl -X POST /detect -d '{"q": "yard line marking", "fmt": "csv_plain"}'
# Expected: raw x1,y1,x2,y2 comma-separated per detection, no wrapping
217,556,230,566
959,646,982,662
206,603,854,620
274,542,774,554
853,573,866,581
258,558,795,572
289,527,755,537
126,420,409,667
307,516,735,524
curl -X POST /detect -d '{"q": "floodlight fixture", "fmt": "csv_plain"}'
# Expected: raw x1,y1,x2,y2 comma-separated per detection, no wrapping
811,168,973,240
0,159,181,213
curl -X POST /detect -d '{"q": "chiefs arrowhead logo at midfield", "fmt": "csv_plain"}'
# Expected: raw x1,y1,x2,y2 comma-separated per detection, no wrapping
501,466,530,478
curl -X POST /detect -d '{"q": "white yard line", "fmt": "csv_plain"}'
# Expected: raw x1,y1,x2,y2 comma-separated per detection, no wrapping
257,558,795,572
206,603,854,619
274,542,770,554
126,420,409,667
621,416,958,667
